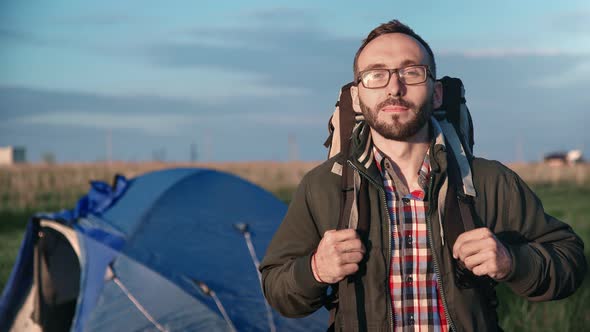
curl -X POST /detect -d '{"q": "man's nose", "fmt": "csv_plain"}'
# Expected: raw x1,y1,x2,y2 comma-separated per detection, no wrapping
385,72,404,97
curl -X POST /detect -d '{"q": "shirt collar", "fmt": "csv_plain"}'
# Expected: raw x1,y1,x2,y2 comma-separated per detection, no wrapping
353,116,445,165
373,144,432,193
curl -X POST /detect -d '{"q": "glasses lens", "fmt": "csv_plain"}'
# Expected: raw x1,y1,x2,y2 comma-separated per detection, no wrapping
400,66,426,85
362,69,390,88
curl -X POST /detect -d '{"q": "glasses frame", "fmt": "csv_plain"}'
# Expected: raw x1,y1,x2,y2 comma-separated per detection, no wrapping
356,64,434,89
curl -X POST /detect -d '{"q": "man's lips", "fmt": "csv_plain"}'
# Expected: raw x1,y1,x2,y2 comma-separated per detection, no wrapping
381,105,409,112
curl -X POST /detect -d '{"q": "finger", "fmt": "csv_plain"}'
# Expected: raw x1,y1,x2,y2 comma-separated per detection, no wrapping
324,228,359,242
465,248,511,279
339,251,364,264
455,237,496,261
453,227,493,258
471,263,489,277
462,250,495,270
339,263,360,276
335,238,364,253
471,260,503,278
317,240,363,261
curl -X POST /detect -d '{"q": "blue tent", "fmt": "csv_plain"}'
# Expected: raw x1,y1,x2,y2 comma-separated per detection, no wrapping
0,168,328,331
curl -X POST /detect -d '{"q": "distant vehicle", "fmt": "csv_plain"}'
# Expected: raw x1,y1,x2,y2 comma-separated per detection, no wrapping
544,149,584,166
0,146,26,165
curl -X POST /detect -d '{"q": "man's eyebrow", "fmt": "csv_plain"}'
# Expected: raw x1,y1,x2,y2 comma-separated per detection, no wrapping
399,59,419,67
360,63,388,71
360,60,421,72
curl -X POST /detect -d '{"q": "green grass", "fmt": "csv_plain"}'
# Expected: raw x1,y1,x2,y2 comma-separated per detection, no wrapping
0,210,33,291
277,183,590,331
495,184,590,331
0,184,588,330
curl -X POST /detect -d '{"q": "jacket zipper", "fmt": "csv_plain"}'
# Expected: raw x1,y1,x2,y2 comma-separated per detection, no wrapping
426,173,457,331
347,160,395,332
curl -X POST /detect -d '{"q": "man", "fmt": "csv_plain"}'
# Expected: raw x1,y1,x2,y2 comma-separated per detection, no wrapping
259,20,586,331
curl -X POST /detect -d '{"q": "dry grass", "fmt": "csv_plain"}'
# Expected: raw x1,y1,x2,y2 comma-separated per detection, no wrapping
1,161,588,212
508,162,589,186
1,162,589,330
0,161,318,211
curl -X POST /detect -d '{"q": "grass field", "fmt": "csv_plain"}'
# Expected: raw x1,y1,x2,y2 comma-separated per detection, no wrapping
0,161,318,212
0,161,588,211
0,163,588,330
495,184,590,331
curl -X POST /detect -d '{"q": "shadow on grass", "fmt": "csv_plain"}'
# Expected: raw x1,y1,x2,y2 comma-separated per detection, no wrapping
0,210,38,291
0,210,36,233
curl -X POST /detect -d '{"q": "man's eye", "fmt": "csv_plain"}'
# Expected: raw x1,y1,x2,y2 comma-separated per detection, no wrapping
368,71,387,80
404,69,421,77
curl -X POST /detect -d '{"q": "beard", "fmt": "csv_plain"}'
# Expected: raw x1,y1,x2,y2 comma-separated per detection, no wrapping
359,95,432,141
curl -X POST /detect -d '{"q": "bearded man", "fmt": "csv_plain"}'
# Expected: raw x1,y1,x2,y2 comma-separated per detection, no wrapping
259,19,586,332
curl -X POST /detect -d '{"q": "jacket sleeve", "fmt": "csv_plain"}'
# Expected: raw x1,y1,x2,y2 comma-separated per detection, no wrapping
259,175,330,317
480,162,587,301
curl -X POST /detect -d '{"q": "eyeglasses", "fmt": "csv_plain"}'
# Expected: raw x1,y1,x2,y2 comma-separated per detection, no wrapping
356,65,434,89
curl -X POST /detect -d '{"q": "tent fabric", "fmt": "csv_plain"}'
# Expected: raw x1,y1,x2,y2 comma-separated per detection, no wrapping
0,167,328,331
84,255,230,331
70,225,125,332
0,220,37,330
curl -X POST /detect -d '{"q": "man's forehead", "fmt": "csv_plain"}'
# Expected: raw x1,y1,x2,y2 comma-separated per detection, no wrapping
357,33,427,70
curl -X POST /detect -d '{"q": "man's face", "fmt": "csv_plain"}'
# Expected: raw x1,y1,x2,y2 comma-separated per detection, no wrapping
351,33,442,141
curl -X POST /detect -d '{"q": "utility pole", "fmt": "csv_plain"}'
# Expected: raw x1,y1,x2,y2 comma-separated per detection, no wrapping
515,137,524,163
106,129,112,164
190,143,198,162
288,133,299,161
204,129,212,162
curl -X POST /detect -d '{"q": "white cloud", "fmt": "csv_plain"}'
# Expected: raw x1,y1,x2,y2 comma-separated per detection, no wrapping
6,109,325,134
157,67,312,103
528,60,590,88
439,48,584,58
183,82,311,103
10,112,197,136
2,59,312,106
240,112,325,126
548,10,590,35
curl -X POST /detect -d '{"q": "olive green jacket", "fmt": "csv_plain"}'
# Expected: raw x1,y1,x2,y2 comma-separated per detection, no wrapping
259,121,586,332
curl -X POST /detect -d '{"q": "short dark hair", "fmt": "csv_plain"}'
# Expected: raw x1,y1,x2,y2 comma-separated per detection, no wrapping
353,20,436,79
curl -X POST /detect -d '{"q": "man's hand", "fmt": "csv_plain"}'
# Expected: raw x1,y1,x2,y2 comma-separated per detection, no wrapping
452,227,512,280
312,229,366,284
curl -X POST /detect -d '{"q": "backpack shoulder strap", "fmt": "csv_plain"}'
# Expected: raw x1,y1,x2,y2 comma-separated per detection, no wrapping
437,76,474,158
326,82,357,159
444,143,476,244
437,119,476,197
326,82,362,231
326,83,371,331
434,76,476,197
444,143,485,290
337,165,356,230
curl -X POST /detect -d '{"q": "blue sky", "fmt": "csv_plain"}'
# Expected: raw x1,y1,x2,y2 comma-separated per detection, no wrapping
1,0,589,162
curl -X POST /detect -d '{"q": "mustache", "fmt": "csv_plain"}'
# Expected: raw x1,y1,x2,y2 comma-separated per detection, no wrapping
377,97,415,110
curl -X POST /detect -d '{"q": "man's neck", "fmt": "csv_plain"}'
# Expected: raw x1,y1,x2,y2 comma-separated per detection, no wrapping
371,124,430,191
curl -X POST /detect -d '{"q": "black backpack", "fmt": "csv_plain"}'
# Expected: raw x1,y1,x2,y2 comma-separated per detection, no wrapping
323,77,486,330
325,76,477,229
325,77,474,161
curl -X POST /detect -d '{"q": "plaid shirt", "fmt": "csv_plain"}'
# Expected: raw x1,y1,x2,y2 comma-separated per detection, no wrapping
374,146,449,332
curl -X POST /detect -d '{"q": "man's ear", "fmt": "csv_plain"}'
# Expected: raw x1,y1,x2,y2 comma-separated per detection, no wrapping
351,84,360,106
433,80,443,109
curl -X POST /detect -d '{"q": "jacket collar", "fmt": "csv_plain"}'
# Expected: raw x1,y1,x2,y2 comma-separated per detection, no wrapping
349,117,447,183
